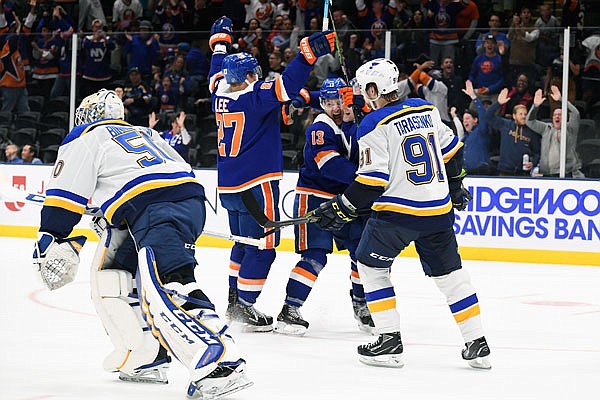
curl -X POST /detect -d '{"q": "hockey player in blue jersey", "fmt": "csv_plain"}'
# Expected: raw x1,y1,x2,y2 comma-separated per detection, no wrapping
274,77,374,335
308,58,491,369
32,89,252,399
207,16,336,331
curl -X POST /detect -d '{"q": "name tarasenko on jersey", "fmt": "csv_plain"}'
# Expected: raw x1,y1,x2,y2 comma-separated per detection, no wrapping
392,114,434,135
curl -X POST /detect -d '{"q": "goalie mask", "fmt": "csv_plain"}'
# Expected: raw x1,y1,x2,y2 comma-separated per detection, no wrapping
319,77,346,125
355,58,399,109
222,52,262,84
75,89,125,126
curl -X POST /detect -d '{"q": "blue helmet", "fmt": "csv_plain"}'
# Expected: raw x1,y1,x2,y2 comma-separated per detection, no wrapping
319,77,347,100
222,52,262,84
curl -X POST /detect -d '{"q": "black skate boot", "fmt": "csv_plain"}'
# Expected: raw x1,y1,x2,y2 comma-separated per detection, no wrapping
225,288,237,321
357,332,404,368
350,290,375,334
231,303,273,332
462,336,491,369
274,304,309,336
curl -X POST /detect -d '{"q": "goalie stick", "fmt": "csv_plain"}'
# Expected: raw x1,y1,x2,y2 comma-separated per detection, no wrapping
0,182,267,249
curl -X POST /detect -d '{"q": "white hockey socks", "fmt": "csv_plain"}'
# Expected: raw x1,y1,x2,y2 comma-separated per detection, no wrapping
432,268,485,342
357,262,400,333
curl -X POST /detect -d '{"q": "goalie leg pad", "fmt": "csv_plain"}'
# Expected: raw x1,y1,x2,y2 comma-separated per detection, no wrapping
136,247,242,384
90,227,165,376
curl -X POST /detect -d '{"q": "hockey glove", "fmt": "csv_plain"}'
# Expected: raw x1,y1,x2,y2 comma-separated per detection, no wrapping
295,88,311,107
307,194,358,231
282,89,311,125
33,232,87,290
299,30,336,65
448,169,472,211
209,16,233,51
339,86,354,108
281,102,297,126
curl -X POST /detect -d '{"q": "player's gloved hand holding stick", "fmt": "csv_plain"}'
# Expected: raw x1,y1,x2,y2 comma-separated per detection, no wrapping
282,88,311,125
448,169,472,211
306,194,358,231
209,16,233,51
33,233,88,290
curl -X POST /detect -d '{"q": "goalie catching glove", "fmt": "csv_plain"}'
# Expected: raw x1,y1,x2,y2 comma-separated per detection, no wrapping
306,194,358,231
33,232,87,290
448,169,472,211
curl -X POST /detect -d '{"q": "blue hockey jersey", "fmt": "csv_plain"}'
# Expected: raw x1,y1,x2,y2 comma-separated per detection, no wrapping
296,113,358,198
209,52,312,193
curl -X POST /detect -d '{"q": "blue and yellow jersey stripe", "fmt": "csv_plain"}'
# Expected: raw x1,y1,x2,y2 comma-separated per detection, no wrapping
441,136,463,162
372,195,452,216
43,188,89,215
356,171,389,187
102,171,197,223
63,119,132,146
376,104,435,127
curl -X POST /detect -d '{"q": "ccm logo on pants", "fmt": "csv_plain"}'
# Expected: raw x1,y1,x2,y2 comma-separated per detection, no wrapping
369,252,394,262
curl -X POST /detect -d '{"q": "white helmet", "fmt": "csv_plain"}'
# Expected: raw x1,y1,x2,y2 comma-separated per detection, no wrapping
355,58,399,108
75,89,125,126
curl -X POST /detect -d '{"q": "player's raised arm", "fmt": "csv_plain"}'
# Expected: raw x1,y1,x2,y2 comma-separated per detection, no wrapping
208,16,233,94
257,30,337,104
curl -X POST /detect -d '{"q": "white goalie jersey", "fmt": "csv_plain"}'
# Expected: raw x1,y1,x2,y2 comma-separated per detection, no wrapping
40,119,204,236
355,97,462,219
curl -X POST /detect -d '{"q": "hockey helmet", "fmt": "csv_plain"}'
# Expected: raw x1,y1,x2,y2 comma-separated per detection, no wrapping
222,52,262,84
319,77,347,100
75,89,125,126
355,58,399,107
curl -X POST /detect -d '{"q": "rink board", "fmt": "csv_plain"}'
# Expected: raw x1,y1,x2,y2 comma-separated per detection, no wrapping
1,164,598,266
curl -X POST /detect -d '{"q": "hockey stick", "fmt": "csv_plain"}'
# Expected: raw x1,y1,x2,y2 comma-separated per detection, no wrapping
0,183,267,248
327,5,362,126
322,0,331,31
241,190,315,231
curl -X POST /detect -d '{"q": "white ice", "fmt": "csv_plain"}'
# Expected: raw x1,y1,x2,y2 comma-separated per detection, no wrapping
1,237,599,400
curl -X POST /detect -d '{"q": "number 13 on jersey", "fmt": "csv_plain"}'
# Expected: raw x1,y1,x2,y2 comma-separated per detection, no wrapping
216,112,246,157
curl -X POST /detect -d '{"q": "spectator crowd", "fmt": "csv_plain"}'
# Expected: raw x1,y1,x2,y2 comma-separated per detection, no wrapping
0,0,599,177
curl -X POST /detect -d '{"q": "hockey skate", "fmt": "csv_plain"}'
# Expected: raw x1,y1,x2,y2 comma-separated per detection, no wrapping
230,303,273,332
350,290,375,334
357,332,404,368
274,304,309,336
225,288,237,322
118,347,171,384
187,358,253,400
462,336,491,369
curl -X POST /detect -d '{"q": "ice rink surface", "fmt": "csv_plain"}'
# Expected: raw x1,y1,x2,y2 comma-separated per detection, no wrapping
1,237,598,400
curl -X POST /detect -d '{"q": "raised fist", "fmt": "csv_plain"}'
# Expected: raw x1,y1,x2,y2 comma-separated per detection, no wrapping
210,16,233,51
299,30,336,65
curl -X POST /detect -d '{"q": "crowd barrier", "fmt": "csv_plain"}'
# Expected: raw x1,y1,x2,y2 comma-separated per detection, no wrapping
1,164,598,266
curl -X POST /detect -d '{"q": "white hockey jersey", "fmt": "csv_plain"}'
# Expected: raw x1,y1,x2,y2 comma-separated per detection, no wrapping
40,119,203,236
355,98,462,229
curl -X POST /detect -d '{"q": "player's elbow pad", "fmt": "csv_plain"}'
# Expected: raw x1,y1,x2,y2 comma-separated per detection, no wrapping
445,146,464,180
